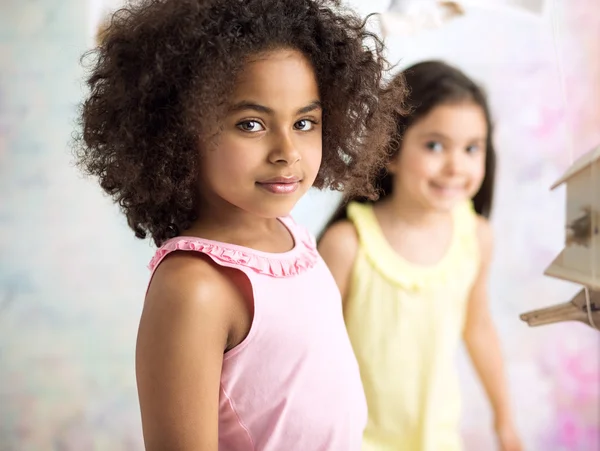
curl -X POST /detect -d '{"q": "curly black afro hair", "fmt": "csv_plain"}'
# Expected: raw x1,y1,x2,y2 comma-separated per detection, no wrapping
75,0,405,246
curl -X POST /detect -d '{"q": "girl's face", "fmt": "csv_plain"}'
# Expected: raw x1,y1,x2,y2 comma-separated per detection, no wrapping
198,48,322,220
388,102,487,213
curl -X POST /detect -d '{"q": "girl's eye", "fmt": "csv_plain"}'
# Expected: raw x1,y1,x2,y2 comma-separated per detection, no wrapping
466,145,480,154
294,119,315,131
237,120,265,132
425,141,443,152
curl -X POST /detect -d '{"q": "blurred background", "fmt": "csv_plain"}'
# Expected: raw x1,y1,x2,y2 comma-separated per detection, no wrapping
0,0,599,449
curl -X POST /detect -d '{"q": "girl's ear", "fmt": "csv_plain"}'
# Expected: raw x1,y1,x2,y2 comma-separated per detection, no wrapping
386,153,400,174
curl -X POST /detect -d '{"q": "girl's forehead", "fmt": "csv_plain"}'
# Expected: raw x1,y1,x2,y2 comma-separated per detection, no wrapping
236,49,316,86
416,103,487,130
229,49,319,108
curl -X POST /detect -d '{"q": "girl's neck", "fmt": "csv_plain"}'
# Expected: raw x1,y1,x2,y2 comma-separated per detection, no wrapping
378,191,452,229
184,204,293,253
190,211,279,239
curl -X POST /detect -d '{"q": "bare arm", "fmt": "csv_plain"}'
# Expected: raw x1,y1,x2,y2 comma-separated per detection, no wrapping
463,218,521,451
317,220,359,302
136,253,239,451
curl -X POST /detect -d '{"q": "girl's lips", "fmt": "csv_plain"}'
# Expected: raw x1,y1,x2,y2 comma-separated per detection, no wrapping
256,176,302,194
257,181,300,194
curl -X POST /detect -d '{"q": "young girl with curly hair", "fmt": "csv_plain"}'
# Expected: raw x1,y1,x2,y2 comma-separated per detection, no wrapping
75,0,402,449
319,61,521,451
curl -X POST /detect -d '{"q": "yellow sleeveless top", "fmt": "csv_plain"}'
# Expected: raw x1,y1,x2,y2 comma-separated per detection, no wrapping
344,201,480,451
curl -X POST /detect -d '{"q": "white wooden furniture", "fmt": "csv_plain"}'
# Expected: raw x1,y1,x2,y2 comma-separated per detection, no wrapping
521,145,600,329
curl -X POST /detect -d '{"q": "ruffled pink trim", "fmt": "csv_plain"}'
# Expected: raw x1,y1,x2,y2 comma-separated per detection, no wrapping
148,221,319,278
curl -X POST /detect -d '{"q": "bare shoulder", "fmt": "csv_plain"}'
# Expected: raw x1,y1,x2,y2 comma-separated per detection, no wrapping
146,251,239,314
318,220,359,265
474,215,494,263
137,252,243,449
317,220,359,298
143,252,244,338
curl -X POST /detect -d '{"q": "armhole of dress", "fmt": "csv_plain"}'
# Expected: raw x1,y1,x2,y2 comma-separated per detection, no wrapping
456,201,480,265
144,245,261,360
346,203,371,250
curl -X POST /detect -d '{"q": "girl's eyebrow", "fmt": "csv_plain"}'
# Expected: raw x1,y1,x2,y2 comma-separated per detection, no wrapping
297,100,322,115
229,100,322,115
419,131,486,142
418,131,449,140
230,102,273,115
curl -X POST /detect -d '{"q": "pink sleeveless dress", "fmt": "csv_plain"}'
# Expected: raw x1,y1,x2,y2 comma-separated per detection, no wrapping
147,216,367,451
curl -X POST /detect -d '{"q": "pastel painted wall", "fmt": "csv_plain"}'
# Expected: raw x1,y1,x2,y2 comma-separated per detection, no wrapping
1,1,148,449
0,0,598,450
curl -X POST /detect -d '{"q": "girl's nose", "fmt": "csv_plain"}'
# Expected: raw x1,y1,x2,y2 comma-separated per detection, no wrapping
445,148,466,174
269,131,301,165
